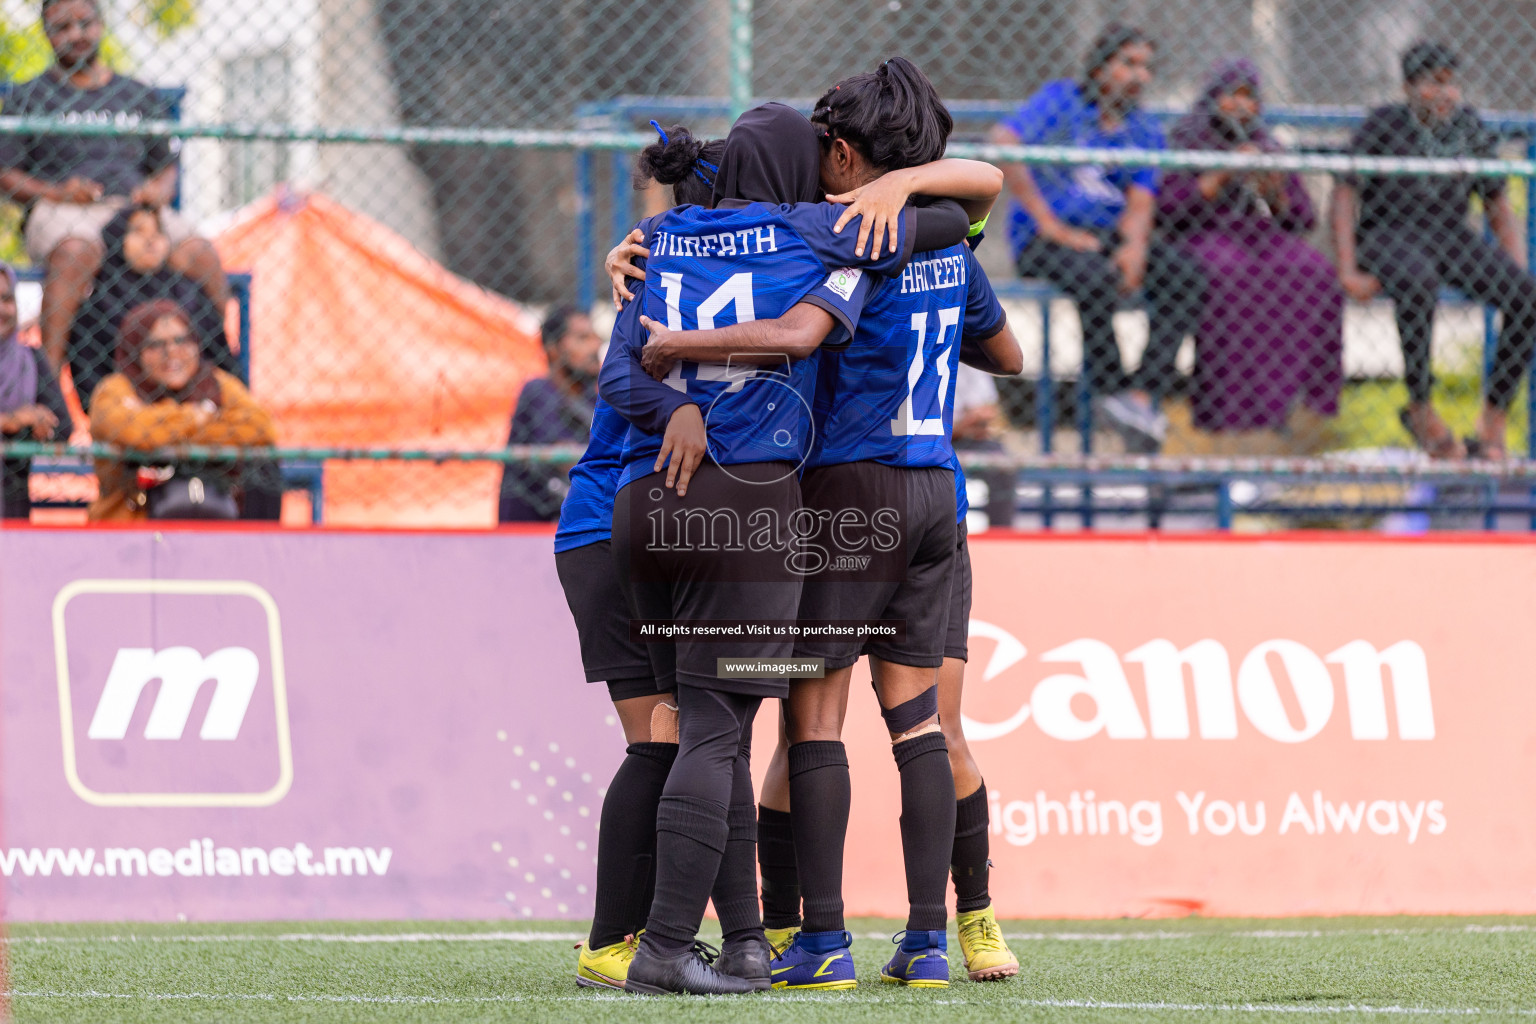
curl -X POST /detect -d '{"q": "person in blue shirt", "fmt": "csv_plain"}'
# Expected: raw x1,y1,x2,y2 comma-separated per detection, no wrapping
596,101,970,997
626,59,1023,991
552,126,724,992
989,23,1204,452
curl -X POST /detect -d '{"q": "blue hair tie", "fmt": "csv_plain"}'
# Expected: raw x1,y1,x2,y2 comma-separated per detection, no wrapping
649,119,669,145
694,158,718,186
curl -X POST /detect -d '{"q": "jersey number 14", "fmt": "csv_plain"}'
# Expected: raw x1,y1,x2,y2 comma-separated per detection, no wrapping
659,271,757,394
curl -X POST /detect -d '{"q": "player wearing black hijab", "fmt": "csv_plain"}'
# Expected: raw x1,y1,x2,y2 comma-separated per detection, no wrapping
599,102,968,996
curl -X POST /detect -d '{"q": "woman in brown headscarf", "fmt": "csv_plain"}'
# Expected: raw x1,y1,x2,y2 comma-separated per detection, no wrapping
89,298,274,520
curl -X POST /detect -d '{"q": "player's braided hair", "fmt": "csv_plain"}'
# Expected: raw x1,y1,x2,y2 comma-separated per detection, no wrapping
811,56,953,172
635,123,726,207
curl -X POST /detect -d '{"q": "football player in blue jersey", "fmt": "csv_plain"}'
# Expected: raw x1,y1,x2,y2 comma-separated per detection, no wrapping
556,129,724,991
597,101,974,996
623,58,1024,990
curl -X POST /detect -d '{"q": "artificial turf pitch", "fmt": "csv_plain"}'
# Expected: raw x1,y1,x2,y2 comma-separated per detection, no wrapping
6,915,1535,1022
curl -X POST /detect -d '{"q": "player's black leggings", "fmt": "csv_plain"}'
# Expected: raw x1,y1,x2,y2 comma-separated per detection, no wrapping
642,684,762,955
1359,223,1536,408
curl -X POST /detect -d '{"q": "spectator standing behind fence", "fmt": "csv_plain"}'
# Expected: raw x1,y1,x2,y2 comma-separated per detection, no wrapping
88,300,273,521
1332,42,1536,459
498,306,602,522
0,268,68,519
0,0,228,381
1160,58,1343,437
990,23,1204,452
69,205,236,406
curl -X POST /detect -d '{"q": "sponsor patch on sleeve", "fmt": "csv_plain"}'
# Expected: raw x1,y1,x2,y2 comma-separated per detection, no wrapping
822,267,862,302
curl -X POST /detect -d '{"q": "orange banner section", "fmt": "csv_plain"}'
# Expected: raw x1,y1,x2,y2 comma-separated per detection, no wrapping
214,190,546,527
755,535,1536,918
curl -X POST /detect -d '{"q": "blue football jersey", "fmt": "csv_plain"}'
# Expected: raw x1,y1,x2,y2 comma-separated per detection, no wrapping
809,244,1006,470
603,201,910,491
553,398,628,553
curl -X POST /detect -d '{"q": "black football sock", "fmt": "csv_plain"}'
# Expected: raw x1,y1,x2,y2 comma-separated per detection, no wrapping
712,742,763,942
641,686,759,957
757,806,801,929
893,732,955,933
952,780,992,914
788,740,850,934
589,741,675,949
643,795,729,955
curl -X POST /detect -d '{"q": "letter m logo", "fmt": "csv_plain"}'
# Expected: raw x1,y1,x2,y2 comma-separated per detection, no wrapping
87,647,260,741
54,578,292,808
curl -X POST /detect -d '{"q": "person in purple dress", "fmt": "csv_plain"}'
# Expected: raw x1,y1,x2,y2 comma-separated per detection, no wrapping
1160,58,1343,436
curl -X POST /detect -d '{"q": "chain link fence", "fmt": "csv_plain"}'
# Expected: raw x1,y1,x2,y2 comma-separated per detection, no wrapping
2,0,1536,528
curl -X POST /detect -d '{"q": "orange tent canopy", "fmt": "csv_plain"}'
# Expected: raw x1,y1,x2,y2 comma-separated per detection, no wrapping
215,190,547,527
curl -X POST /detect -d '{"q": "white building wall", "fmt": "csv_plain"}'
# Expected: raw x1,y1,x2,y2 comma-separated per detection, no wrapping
90,0,439,257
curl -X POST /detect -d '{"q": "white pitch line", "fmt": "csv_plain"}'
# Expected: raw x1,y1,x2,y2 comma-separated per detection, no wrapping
4,930,587,945
5,923,1532,946
8,990,1536,1015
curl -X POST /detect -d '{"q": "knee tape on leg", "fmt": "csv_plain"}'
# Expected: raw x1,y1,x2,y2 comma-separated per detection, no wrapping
878,684,938,736
655,795,729,853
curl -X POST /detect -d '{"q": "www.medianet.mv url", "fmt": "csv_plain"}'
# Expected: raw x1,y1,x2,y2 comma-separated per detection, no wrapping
0,842,392,877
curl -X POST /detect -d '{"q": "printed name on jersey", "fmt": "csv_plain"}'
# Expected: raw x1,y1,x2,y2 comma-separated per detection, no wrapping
899,253,968,294
650,226,780,259
822,267,863,302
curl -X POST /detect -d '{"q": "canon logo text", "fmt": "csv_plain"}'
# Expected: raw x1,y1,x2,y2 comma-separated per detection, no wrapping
961,626,1433,743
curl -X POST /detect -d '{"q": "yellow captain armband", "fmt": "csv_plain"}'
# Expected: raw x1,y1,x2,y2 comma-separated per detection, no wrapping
967,214,990,238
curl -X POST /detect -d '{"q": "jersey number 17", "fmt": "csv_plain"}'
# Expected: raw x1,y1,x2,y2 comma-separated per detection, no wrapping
890,307,959,436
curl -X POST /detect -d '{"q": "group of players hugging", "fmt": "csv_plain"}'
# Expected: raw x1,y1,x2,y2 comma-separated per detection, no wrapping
551,57,1026,996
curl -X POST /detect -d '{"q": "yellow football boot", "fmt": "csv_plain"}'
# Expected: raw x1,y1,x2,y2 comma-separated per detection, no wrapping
576,933,638,989
764,925,801,958
956,907,1018,981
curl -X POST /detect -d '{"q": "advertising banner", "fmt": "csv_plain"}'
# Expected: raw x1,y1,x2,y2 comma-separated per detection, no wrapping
1,527,1533,921
834,534,1536,918
0,528,618,922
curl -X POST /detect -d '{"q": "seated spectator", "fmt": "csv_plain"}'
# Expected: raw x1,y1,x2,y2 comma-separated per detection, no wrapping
70,205,236,406
498,306,602,522
0,0,228,377
990,22,1204,452
0,268,68,519
1331,41,1536,459
89,300,274,522
1161,58,1343,435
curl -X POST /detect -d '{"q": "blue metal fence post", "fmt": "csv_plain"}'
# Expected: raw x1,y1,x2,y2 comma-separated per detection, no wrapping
1039,300,1054,528
1527,139,1536,468
1216,480,1233,531
575,149,594,312
1077,372,1094,528
1038,300,1054,453
611,150,632,250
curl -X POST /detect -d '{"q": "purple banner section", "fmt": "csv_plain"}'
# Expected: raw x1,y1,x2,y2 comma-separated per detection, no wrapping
0,528,620,922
